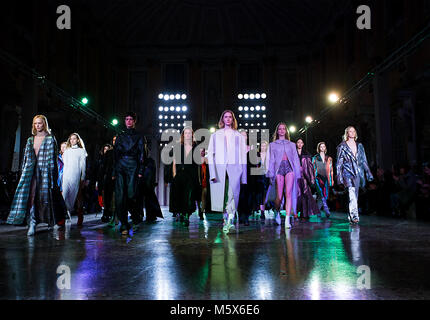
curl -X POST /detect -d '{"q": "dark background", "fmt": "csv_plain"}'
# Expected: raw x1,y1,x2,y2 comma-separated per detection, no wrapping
0,0,429,187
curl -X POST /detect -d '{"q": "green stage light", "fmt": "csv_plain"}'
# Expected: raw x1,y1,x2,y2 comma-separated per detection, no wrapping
81,97,89,105
112,118,119,126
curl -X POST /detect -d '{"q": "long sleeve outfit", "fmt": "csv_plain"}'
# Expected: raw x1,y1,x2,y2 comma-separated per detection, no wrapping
336,141,373,222
113,128,147,229
62,146,87,212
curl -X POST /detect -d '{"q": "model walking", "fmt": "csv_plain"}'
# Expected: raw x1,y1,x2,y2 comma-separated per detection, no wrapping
7,115,66,235
296,138,320,220
266,123,301,229
207,110,247,233
62,132,87,226
336,126,373,224
170,127,201,226
312,142,334,218
113,112,147,235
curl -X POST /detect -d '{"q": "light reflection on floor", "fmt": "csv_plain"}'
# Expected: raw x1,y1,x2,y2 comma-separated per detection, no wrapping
1,209,430,300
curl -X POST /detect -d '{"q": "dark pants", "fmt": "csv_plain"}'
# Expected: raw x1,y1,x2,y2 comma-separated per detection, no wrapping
103,180,114,216
114,158,140,229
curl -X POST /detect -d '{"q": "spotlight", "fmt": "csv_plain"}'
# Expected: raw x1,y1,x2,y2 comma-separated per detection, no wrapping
244,94,249,99
257,123,260,126
177,115,180,119
263,122,266,126
256,106,261,111
245,114,249,118
328,92,340,103
182,106,187,112
164,107,169,112
305,116,313,123
238,106,243,111
245,123,249,126
169,94,174,100
159,123,162,127
256,114,260,118
159,115,163,119
238,94,243,99
182,115,186,119
165,123,168,127
164,95,169,101
244,106,249,111
176,107,181,112
263,115,266,118
261,93,267,99
158,94,164,99
239,114,243,118
250,107,255,111
251,114,254,118
158,106,163,112
261,106,266,111
289,125,297,133
81,97,89,105
111,118,118,126
250,94,255,99
175,94,180,100
256,93,261,99
171,124,174,127
164,116,168,119
178,124,181,127
170,116,174,119
181,94,187,100
159,130,163,133
210,127,216,133
170,106,174,111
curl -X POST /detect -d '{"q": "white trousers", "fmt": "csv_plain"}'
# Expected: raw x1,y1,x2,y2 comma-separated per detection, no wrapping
348,186,359,221
224,174,236,221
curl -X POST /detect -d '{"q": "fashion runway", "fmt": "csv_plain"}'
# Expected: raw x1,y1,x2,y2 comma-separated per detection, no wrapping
0,209,429,300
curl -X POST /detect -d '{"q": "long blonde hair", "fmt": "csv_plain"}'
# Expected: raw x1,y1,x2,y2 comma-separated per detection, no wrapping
272,122,290,142
32,115,51,136
343,126,358,141
66,133,86,150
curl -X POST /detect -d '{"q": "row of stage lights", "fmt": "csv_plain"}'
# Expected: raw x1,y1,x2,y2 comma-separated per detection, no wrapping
158,93,187,101
237,93,267,100
157,93,189,134
236,93,269,129
158,106,188,112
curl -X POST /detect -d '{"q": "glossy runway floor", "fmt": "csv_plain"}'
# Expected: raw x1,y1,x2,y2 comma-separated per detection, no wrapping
0,208,429,300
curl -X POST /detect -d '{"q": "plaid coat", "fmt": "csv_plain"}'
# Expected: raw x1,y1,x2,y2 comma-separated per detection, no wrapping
7,135,66,225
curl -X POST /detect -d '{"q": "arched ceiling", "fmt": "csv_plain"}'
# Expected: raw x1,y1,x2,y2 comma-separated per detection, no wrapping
82,0,348,48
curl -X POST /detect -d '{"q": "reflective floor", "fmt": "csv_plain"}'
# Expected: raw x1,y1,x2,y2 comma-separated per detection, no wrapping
0,209,429,300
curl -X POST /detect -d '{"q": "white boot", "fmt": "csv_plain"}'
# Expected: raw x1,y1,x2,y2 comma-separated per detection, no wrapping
285,215,292,229
223,213,235,233
27,222,35,236
275,211,281,225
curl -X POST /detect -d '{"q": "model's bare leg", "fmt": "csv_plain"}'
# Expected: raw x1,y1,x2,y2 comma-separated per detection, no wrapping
284,172,294,228
274,175,285,225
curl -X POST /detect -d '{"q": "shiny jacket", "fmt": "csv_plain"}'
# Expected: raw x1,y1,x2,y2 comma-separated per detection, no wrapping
336,141,373,188
113,128,147,176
